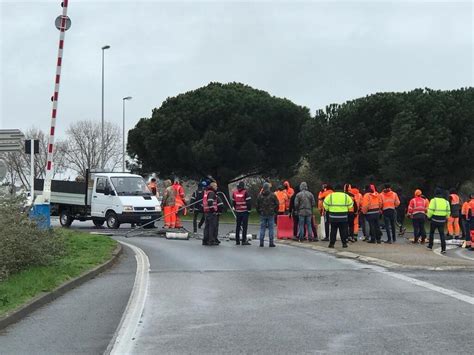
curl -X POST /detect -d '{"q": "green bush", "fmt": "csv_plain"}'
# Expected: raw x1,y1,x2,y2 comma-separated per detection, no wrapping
0,197,65,281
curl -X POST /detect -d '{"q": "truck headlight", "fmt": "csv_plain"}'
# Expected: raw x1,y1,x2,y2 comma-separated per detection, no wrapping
123,205,134,212
155,205,161,211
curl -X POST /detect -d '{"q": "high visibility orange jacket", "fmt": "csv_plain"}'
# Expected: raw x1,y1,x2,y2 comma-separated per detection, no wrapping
408,196,429,217
275,190,289,213
350,188,363,211
172,183,186,207
283,181,294,210
449,194,461,217
148,181,158,196
361,192,382,215
462,201,470,218
318,189,333,213
381,189,400,210
466,199,474,220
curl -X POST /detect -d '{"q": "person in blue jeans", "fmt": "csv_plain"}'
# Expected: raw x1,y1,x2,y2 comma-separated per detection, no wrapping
256,182,279,247
295,182,316,242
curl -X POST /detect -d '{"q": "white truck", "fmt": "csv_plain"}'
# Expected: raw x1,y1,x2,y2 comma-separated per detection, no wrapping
34,172,161,229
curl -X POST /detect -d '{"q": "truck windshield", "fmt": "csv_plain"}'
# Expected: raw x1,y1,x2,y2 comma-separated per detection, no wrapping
110,177,151,196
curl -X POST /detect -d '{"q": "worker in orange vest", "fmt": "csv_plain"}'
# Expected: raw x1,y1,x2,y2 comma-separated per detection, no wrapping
447,188,461,239
380,183,400,243
147,177,159,198
350,185,363,240
318,184,333,241
283,181,294,212
466,194,474,251
161,179,176,228
407,189,429,244
461,197,470,248
361,184,382,244
172,178,186,229
275,185,289,216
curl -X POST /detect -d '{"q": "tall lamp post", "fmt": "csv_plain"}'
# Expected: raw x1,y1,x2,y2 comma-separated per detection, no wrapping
122,96,132,171
101,44,110,170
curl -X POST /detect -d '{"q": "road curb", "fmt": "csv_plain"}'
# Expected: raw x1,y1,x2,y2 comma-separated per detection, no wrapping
0,243,123,331
276,239,474,271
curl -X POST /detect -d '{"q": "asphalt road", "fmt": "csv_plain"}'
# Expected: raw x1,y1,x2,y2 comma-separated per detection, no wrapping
115,235,473,354
3,219,472,354
0,246,136,355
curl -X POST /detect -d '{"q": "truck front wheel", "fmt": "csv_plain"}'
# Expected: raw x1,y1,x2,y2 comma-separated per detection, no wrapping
106,212,120,229
59,209,73,228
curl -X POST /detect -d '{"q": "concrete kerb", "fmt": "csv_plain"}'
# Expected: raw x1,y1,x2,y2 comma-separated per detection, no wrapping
276,239,474,271
0,243,123,331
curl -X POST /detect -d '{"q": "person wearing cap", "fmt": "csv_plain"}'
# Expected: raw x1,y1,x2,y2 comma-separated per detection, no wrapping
427,187,451,254
256,182,279,247
407,189,429,244
232,181,252,245
190,181,206,233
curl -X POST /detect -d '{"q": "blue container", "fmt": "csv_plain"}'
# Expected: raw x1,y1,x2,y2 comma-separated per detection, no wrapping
30,204,51,229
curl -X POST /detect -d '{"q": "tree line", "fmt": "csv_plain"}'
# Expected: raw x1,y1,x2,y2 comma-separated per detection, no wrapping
127,83,473,196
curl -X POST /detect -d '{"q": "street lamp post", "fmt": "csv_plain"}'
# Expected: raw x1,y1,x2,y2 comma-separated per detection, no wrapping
122,96,132,171
101,45,110,170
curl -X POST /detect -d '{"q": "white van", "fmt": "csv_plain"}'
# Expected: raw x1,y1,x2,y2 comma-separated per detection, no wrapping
34,172,161,229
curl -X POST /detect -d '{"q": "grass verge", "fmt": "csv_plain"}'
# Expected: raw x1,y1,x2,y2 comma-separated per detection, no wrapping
0,229,117,317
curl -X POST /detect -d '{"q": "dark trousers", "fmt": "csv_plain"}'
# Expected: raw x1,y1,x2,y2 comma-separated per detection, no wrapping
359,213,367,237
366,214,382,242
348,212,355,237
412,217,426,242
329,221,348,246
235,212,249,243
203,213,219,245
383,209,396,242
429,221,446,251
396,208,405,232
193,210,205,233
292,214,299,237
324,213,330,239
460,217,468,240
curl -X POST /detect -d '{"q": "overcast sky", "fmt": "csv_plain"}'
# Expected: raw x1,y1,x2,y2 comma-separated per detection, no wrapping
1,0,472,137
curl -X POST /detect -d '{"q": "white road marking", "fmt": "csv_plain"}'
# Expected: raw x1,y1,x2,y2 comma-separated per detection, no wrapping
105,241,150,355
455,248,474,261
375,268,474,305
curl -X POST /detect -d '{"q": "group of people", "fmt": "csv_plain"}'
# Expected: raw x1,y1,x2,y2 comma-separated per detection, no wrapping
149,176,474,254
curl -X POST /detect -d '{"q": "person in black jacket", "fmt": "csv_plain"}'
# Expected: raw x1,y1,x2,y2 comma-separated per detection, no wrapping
190,181,206,233
203,182,224,246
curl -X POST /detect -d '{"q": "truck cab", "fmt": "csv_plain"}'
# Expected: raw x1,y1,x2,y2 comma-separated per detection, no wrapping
91,173,160,229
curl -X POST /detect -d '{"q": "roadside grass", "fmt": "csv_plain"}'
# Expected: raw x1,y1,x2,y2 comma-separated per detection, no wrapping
0,229,117,317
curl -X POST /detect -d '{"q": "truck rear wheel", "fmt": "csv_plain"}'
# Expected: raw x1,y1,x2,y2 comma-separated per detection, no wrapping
106,212,120,229
59,209,73,228
93,219,105,227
